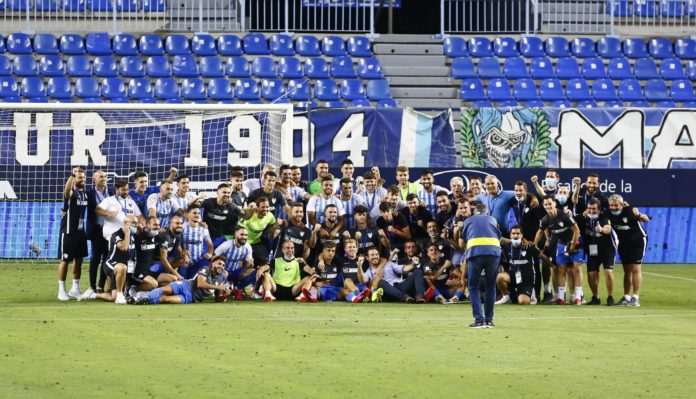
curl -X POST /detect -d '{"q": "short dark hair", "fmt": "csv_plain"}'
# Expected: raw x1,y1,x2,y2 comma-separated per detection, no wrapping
291,201,304,209
587,172,599,179
279,164,291,173
263,171,277,179
211,255,227,264
510,224,523,233
514,181,527,188
316,159,329,165
421,169,434,177
290,165,301,171
379,202,392,213
387,185,400,195
321,176,334,184
255,197,269,206
469,176,482,182
406,193,419,202
354,205,368,214
176,174,190,182
133,171,147,181
363,171,376,180
114,179,128,189
187,204,200,211
542,194,556,201
229,170,243,179
325,204,337,212
436,190,449,198
341,159,354,166
322,242,337,250
339,177,352,186
587,198,601,207
217,183,231,190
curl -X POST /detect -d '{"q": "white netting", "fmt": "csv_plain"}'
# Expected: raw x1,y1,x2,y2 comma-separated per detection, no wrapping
0,103,292,261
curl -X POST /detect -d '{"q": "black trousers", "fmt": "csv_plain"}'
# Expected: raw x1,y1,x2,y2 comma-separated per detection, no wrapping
89,226,109,290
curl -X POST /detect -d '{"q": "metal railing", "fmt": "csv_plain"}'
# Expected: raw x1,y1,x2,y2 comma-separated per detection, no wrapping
442,0,532,34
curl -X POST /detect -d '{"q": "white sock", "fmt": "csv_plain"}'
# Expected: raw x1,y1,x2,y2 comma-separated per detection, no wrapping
58,281,66,292
558,287,566,300
72,279,80,289
544,283,551,293
632,295,639,300
135,291,150,300
624,294,631,300
575,286,583,298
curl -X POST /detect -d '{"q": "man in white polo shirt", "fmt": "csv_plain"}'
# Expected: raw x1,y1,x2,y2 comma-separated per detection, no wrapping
96,179,144,241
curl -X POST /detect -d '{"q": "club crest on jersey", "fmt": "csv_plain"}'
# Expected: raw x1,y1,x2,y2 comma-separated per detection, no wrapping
521,251,527,257
223,210,228,214
367,232,373,238
559,222,564,227
622,217,628,223
271,198,276,204
300,231,305,237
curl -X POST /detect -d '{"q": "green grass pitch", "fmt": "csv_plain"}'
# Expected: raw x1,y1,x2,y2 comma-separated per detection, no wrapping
1,263,695,398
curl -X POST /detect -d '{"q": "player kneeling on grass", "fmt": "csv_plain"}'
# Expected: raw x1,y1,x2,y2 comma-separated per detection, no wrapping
81,216,137,304
135,256,229,305
357,247,385,303
149,214,187,285
496,225,551,305
421,243,460,303
178,206,214,279
304,243,348,302
214,226,254,300
258,240,316,302
335,239,372,303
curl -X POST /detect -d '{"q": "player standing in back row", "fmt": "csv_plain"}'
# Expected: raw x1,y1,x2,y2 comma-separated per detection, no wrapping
57,168,89,301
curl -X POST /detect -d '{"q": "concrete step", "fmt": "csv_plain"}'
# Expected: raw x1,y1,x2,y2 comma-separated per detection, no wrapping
392,87,458,98
383,66,451,76
374,43,444,56
388,76,455,86
377,54,446,67
395,98,462,109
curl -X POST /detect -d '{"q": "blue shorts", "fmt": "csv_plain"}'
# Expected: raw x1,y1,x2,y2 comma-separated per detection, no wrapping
357,283,367,291
318,285,341,302
182,258,210,279
228,267,256,289
556,243,586,266
150,262,165,275
451,250,466,267
170,280,194,304
212,236,227,249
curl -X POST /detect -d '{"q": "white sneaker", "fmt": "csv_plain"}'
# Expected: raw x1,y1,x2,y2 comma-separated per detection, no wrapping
115,293,127,304
264,293,276,302
58,291,70,301
435,294,447,303
78,288,96,301
530,294,538,305
68,287,82,299
495,295,511,305
128,286,137,298
251,291,264,300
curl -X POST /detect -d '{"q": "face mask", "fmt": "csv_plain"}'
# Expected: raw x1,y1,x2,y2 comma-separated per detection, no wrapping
283,256,294,262
511,238,522,247
144,228,158,238
515,195,526,202
129,227,137,235
544,178,556,189
556,195,567,205
588,214,599,220
611,210,622,216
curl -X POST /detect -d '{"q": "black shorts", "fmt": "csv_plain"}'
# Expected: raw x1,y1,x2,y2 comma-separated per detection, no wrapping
586,253,615,272
251,243,270,266
618,238,646,265
101,262,117,291
274,284,295,300
58,233,88,262
511,284,534,300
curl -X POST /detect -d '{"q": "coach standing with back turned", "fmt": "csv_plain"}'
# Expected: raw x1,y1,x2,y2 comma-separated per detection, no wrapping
462,203,502,329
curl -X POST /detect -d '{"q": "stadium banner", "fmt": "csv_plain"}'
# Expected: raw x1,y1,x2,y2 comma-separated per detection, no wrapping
459,108,696,169
302,0,402,7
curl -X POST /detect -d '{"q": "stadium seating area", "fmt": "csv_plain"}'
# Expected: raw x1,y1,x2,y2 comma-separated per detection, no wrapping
0,32,395,107
446,36,696,107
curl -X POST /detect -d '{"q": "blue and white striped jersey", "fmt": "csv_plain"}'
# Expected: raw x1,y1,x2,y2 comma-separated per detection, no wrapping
307,194,345,224
417,185,448,218
146,194,180,228
182,224,211,262
214,240,253,271
172,191,198,212
340,194,366,230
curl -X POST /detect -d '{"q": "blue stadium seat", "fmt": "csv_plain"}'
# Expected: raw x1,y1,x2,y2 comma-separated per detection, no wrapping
629,100,650,107
608,57,633,79
443,37,468,58
683,101,696,108
503,57,529,79
116,0,138,11
67,57,92,77
634,0,657,16
366,79,392,100
578,100,599,108
377,99,398,107
88,0,113,11
112,34,138,56
154,78,180,101
34,34,59,55
0,77,19,98
486,78,512,101
63,0,86,11
618,79,645,101
604,100,625,107
656,100,678,108
314,79,340,101
146,56,171,77
498,100,519,107
261,79,286,101
545,37,570,57
323,101,344,108
460,78,486,101
165,35,191,55
623,38,648,59
296,100,319,109
172,55,198,77
234,78,260,100
270,34,295,56
216,35,242,56
472,100,493,107
689,0,696,16
660,58,685,80
606,0,631,16
60,34,85,55
0,56,11,76
634,58,659,79
519,36,545,58
322,36,347,56
139,35,164,56
36,0,59,11
493,37,519,57
341,79,366,100
93,56,117,77
350,99,371,107
513,78,539,101
330,56,357,78
207,78,233,101
468,37,493,57
199,56,224,78
566,78,592,101
20,77,45,99
128,78,153,99
243,33,270,55
649,38,674,59
357,58,382,79
529,57,555,79
582,57,607,79
555,57,581,79
0,35,5,54
252,57,276,78
676,38,696,60
539,78,565,101
278,57,303,79
295,35,322,57
74,77,99,99
8,0,29,10
347,36,372,57
181,78,207,100
101,78,126,100
137,98,157,104
552,99,572,108
304,57,330,79
86,32,112,55
592,78,619,101
39,55,65,77
142,0,165,12
47,77,71,99
597,36,623,58
571,38,597,58
82,98,104,104
450,57,476,79
13,55,38,77
644,79,670,101
165,98,184,104
119,56,145,78
660,0,683,16
287,79,310,101
225,56,251,78
687,60,696,80
28,97,50,103
671,79,696,101
191,34,217,56
477,57,503,79
7,33,32,54
525,100,545,107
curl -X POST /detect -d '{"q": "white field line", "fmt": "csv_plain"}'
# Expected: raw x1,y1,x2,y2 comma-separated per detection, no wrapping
643,271,696,283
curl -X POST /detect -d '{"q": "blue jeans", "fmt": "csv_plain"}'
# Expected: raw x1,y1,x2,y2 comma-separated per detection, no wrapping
467,255,500,323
